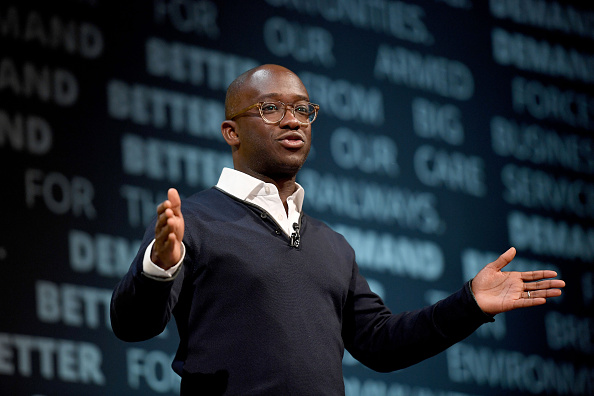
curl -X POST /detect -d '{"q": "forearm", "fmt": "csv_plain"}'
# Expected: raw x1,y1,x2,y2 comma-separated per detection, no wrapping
110,244,184,342
345,282,493,372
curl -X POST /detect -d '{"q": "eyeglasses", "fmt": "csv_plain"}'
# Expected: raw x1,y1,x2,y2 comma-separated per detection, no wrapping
229,101,320,125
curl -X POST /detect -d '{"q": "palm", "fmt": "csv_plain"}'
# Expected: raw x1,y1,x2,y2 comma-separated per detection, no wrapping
471,248,565,315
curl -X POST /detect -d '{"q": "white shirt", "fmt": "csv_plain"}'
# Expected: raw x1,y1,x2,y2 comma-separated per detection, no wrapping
142,167,305,278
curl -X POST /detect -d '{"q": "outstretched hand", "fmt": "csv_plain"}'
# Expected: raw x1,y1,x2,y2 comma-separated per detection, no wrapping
471,247,565,316
151,188,185,270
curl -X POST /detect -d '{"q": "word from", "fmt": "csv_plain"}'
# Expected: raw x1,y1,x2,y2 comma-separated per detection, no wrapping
127,348,180,393
298,168,442,234
0,110,52,155
36,280,112,330
108,79,224,139
493,28,594,83
264,17,335,67
412,97,464,145
300,71,384,126
447,343,593,395
121,133,232,187
145,37,257,91
0,332,105,385
491,115,594,174
489,0,594,40
508,211,594,262
25,168,96,218
0,7,104,58
512,76,593,129
414,145,486,197
154,0,219,38
0,58,78,106
332,223,443,281
502,164,594,219
329,127,398,177
375,45,474,100
69,229,140,278
264,0,433,45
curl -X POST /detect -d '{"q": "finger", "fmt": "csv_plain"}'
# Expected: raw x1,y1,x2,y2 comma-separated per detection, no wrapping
521,270,560,281
524,279,566,291
489,247,516,271
168,188,182,215
522,288,563,300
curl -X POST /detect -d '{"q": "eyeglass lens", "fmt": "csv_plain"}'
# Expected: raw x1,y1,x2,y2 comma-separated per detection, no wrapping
261,102,316,123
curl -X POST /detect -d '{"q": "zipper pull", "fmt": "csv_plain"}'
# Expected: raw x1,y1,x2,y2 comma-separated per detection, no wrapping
290,222,300,248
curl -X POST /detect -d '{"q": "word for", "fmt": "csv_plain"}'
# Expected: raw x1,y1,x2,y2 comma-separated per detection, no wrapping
154,0,219,38
127,348,180,394
25,168,96,218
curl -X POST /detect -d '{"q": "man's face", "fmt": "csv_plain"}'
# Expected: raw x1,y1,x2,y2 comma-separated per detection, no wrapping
232,68,312,180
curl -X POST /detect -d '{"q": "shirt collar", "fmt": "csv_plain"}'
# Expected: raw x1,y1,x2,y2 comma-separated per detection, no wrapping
216,167,305,211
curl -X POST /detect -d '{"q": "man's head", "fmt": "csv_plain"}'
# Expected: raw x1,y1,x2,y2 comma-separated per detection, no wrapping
221,64,315,182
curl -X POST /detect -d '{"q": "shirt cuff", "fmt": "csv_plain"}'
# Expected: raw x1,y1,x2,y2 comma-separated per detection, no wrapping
142,239,185,279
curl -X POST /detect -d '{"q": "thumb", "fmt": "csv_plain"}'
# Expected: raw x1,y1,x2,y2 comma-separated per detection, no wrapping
168,188,182,213
489,247,516,272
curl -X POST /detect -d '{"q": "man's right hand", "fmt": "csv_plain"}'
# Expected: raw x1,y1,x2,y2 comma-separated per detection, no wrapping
151,188,185,270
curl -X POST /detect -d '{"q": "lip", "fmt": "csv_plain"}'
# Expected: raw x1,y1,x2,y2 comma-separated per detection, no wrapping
277,132,305,149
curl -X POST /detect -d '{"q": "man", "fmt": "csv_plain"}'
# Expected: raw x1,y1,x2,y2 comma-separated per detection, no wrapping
111,64,565,395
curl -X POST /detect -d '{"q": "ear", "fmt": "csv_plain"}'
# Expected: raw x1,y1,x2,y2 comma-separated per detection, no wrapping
221,120,240,147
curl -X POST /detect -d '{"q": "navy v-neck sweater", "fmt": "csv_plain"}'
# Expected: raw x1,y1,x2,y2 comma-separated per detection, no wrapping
111,187,492,395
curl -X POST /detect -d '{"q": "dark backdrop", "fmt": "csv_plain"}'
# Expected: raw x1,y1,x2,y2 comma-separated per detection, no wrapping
1,1,593,395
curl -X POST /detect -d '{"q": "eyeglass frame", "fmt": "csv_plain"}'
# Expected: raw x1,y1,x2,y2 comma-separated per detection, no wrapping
228,100,320,125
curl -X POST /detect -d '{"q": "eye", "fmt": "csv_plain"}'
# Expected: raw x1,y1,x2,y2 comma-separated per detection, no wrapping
261,103,279,112
295,103,311,114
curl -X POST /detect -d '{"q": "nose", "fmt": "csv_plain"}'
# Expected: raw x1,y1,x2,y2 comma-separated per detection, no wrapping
280,106,302,129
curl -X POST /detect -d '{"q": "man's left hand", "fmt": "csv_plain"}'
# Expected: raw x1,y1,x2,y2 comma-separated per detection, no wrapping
471,247,565,316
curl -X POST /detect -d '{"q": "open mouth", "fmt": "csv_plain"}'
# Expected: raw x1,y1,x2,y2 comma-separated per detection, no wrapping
278,133,305,149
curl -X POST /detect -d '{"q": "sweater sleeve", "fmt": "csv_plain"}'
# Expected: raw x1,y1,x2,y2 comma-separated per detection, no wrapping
110,223,186,342
342,261,493,372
